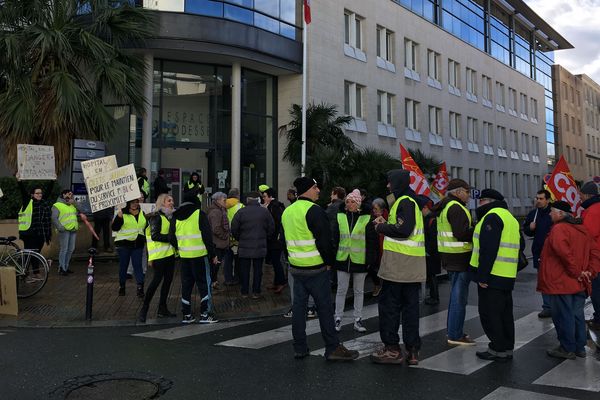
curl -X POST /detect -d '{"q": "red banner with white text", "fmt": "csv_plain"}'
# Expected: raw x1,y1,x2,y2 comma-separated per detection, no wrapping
431,162,449,198
546,155,581,214
400,144,431,196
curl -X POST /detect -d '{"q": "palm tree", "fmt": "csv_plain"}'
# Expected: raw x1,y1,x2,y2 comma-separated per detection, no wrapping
279,102,355,170
408,148,442,178
344,147,402,199
0,0,154,172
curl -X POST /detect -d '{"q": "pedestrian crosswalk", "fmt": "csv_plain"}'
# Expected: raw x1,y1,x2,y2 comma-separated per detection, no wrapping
134,306,600,396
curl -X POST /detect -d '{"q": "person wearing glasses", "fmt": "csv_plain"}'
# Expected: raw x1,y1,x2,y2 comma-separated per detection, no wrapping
17,174,55,274
523,189,553,318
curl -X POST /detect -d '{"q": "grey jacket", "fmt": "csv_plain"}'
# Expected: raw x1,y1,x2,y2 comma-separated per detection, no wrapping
376,170,426,283
231,201,275,258
51,197,80,232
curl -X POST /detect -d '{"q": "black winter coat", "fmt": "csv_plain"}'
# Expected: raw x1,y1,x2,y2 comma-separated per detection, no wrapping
231,201,275,259
266,200,285,251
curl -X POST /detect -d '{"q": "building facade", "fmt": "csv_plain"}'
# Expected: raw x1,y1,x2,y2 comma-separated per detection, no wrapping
278,0,570,215
552,65,586,181
581,74,600,179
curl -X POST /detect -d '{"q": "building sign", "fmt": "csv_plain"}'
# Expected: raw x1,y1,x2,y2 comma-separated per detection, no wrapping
71,139,107,195
158,96,210,144
17,144,57,180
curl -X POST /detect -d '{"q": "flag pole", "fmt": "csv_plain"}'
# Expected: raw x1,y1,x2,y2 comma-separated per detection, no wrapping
301,10,308,177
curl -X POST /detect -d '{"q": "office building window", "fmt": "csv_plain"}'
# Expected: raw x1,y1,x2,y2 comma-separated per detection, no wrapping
344,81,364,119
344,10,363,49
485,170,494,188
495,81,505,109
449,112,461,139
377,91,395,125
511,173,520,198
520,93,528,118
530,98,538,121
508,88,517,114
429,106,442,135
498,172,507,194
404,38,418,72
467,117,478,143
511,129,519,152
376,26,394,63
427,50,441,82
405,98,419,130
523,174,530,199
469,168,479,188
448,59,460,89
466,68,477,96
482,75,492,106
483,121,493,148
450,166,462,179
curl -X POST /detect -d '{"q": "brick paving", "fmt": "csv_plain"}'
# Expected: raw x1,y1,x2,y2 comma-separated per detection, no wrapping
0,254,292,327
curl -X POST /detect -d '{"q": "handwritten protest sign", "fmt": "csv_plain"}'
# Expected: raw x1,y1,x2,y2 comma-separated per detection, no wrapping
86,164,141,213
80,155,118,181
17,144,56,180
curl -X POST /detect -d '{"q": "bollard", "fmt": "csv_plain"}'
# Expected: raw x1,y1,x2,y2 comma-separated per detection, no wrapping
85,248,97,321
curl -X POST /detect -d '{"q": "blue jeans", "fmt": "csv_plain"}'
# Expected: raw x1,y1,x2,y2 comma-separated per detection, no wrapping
592,275,600,323
58,231,77,272
542,293,551,312
117,246,144,286
291,270,339,356
447,270,472,340
549,292,587,353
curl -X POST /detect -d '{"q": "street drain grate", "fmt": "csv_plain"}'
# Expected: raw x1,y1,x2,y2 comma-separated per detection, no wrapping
49,372,173,399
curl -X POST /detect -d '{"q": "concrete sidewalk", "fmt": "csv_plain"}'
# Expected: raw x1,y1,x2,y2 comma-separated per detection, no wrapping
0,253,292,328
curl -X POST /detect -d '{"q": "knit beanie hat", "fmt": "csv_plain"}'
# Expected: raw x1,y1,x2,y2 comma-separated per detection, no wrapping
345,189,362,206
480,188,504,201
581,181,599,195
293,176,317,196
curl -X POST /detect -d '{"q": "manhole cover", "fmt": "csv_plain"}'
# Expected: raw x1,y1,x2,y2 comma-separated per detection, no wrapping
49,372,173,400
66,379,158,399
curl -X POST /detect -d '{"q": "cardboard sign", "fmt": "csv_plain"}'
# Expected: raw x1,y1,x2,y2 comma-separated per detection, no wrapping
86,164,141,213
80,155,118,181
0,267,18,316
17,144,56,180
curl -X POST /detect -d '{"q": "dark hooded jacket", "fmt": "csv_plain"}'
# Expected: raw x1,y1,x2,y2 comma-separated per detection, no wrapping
522,205,552,269
231,200,275,259
332,201,378,273
469,200,525,291
376,169,426,283
168,201,216,261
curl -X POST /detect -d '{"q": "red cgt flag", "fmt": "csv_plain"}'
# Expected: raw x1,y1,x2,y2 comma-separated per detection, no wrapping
546,155,582,214
431,162,449,197
304,0,311,24
400,144,431,196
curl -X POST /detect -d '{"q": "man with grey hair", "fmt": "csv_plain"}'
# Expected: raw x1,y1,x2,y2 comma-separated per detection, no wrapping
207,191,230,289
538,200,600,359
231,191,274,298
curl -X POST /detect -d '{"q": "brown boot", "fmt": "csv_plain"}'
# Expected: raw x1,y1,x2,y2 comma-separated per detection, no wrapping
326,344,359,361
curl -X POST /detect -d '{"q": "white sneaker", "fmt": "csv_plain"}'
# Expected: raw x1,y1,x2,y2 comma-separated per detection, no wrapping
335,318,342,332
353,319,367,333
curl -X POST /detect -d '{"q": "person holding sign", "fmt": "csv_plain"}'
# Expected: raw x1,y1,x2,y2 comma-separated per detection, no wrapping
112,199,147,297
139,194,176,323
17,175,54,273
52,190,87,276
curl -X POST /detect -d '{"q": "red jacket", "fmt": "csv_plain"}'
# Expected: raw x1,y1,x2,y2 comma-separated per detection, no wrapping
537,219,600,295
582,199,600,249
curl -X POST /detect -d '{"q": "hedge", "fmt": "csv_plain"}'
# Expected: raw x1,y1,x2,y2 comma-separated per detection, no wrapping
0,177,62,219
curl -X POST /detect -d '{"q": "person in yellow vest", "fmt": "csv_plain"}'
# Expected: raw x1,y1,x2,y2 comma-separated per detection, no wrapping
281,176,359,361
332,189,378,333
52,190,87,276
137,168,150,201
370,170,426,365
169,191,218,324
470,189,523,362
223,188,244,285
183,172,205,201
112,199,147,297
434,179,476,346
138,194,176,323
17,176,54,274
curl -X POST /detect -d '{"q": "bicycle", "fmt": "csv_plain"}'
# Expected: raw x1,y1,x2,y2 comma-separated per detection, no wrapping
0,236,50,298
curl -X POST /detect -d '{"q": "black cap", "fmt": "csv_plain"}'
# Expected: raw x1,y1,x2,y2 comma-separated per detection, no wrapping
293,176,317,196
551,200,572,213
480,189,504,201
581,181,599,195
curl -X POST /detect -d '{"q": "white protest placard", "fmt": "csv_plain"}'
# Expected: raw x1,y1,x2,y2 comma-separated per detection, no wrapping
80,155,118,181
86,164,141,213
17,144,56,180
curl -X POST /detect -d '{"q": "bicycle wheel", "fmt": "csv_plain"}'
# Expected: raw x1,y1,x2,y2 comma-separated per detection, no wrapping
9,250,49,298
0,241,20,264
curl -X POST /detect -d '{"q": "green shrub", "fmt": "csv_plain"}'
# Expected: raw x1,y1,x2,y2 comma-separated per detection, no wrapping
0,178,62,219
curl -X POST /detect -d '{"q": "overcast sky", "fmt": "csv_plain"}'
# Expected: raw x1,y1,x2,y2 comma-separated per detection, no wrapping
525,0,600,83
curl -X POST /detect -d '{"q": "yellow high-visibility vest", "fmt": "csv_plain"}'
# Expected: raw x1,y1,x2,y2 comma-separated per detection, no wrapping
145,214,175,261
115,213,147,242
53,202,79,231
281,199,324,267
382,195,425,257
18,200,33,231
437,200,473,254
175,209,208,258
336,213,370,264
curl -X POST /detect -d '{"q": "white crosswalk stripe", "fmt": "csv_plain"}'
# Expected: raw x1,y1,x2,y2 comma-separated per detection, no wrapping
133,320,257,341
533,347,600,392
311,306,479,358
216,303,380,349
415,312,555,375
480,386,577,400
